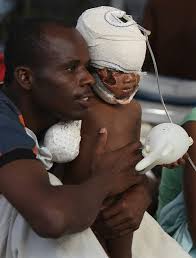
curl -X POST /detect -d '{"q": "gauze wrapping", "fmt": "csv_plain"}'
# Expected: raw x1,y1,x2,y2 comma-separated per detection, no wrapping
76,6,146,73
43,121,81,163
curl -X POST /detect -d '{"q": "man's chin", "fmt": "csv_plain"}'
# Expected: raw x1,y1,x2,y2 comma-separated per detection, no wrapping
60,110,87,122
73,110,87,120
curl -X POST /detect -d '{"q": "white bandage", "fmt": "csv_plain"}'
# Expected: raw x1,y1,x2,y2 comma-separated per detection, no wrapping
43,121,81,163
76,6,146,73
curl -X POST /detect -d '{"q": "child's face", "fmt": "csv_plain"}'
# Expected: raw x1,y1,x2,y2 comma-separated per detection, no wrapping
97,68,140,101
108,70,140,100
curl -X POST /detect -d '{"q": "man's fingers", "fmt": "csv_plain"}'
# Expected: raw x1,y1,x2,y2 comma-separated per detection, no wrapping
114,152,142,174
164,154,187,168
164,158,186,169
119,141,142,156
183,153,189,160
102,200,124,219
118,228,133,237
95,128,108,155
108,228,133,239
104,213,128,228
178,158,186,166
114,141,143,170
112,220,136,232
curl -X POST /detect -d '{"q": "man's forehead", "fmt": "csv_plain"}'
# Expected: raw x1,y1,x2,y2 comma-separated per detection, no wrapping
40,25,90,62
42,24,76,39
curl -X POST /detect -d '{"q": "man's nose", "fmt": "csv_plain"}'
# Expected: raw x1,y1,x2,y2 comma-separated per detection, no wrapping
80,69,95,87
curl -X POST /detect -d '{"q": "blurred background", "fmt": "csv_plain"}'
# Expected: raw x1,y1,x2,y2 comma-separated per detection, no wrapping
0,0,195,127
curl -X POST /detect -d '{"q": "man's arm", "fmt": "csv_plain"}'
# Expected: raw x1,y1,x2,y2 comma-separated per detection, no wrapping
100,175,152,237
0,158,107,238
0,129,142,238
107,234,133,258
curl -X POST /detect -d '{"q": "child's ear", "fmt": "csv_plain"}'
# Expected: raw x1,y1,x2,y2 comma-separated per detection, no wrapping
14,66,33,90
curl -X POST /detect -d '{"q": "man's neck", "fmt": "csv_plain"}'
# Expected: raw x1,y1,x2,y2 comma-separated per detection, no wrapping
2,86,57,135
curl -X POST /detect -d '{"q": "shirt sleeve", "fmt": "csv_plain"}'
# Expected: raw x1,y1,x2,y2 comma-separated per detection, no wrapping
0,112,36,167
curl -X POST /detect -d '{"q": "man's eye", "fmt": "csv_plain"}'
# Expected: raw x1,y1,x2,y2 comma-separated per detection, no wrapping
66,68,74,72
65,67,74,72
65,64,77,72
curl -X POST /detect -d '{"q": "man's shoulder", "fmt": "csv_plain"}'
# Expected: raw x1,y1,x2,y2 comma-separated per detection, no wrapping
0,91,24,132
0,91,36,161
0,90,20,122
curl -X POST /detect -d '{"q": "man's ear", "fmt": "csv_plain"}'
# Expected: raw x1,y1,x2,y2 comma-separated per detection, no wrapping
14,67,33,90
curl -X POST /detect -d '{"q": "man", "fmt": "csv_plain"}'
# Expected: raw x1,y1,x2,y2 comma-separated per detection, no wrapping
0,18,144,257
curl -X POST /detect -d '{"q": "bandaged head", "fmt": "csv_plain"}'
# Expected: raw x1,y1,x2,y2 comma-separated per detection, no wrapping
76,6,147,104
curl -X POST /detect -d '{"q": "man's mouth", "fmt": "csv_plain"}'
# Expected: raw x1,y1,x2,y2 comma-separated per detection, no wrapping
76,94,95,108
80,96,89,101
78,92,94,101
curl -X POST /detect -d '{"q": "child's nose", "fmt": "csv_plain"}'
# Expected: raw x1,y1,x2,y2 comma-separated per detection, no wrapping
123,73,137,83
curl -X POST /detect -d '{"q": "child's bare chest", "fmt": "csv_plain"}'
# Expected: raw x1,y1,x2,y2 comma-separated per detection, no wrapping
83,101,141,151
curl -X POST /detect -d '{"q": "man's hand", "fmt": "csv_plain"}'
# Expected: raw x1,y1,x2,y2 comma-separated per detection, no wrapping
91,128,143,196
96,176,152,239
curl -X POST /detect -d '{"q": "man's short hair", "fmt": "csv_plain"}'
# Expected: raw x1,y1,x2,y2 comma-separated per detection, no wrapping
4,18,68,84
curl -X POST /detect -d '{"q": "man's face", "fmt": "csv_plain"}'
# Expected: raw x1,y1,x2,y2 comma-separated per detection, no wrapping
31,26,95,122
97,68,140,101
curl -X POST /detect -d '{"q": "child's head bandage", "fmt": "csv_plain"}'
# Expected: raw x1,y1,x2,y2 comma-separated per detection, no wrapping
76,6,146,74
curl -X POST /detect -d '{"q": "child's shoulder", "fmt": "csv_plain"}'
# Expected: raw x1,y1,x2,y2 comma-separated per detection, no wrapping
124,100,142,116
85,98,141,123
126,99,141,109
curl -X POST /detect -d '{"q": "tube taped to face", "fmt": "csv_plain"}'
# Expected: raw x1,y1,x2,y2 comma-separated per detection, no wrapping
76,6,146,104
